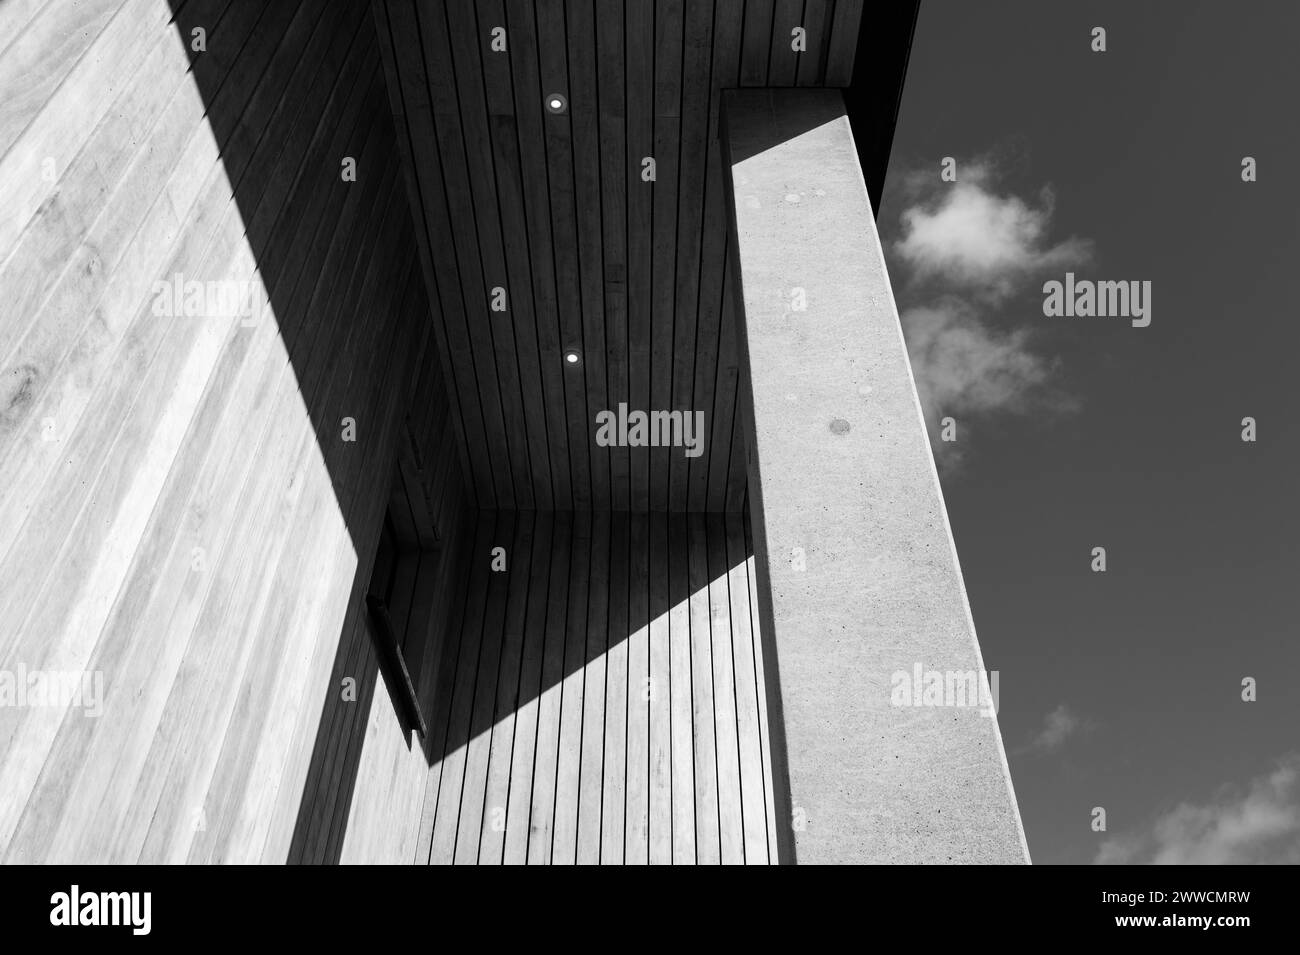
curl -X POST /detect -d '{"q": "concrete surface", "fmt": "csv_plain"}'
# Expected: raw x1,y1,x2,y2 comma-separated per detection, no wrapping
722,88,1030,864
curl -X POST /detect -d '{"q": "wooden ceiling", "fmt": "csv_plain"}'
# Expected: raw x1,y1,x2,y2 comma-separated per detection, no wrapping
373,0,867,512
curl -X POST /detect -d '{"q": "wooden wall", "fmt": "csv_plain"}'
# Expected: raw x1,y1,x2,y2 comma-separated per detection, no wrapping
374,0,867,514
293,397,471,865
0,0,464,863
413,509,779,864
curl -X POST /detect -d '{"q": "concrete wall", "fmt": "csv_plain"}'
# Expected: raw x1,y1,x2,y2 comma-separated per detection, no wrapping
723,89,1029,863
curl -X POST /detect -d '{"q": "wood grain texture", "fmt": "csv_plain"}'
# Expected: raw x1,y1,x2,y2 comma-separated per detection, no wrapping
418,510,774,864
0,0,469,864
0,0,880,865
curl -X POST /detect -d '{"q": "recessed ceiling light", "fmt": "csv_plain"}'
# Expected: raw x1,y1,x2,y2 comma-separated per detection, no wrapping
564,350,580,365
546,93,567,113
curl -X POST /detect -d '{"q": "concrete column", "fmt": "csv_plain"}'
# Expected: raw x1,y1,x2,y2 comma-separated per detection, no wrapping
722,89,1029,864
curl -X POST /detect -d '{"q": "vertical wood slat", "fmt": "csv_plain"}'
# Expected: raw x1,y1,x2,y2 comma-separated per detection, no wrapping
690,0,744,512
504,0,573,508
595,2,630,511
373,3,477,516
576,509,611,861
475,510,535,863
280,149,416,867
312,271,426,865
284,181,421,864
767,0,805,86
649,0,684,513
477,0,555,510
426,513,495,863
536,1,592,511
740,0,775,86
413,516,477,865
824,0,865,86
453,510,513,862
744,512,782,863
380,0,492,509
710,262,742,511
567,1,611,512
797,0,832,86
623,512,651,862
551,508,592,862
625,1,655,513
334,279,474,865
668,513,696,862
419,510,775,864
669,0,714,513
420,3,516,508
725,301,750,515
443,2,533,510
526,508,573,862
501,509,555,862
270,43,435,862
727,510,769,859
707,513,745,862
647,511,672,861
688,513,721,862
600,510,630,862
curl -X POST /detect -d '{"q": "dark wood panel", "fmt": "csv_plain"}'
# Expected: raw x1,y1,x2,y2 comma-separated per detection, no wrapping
375,0,488,510
537,2,592,511
567,4,610,512
825,0,865,86
375,0,867,512
768,0,804,86
505,0,574,509
669,0,714,512
625,0,654,514
595,3,630,511
690,0,744,512
443,3,533,510
797,0,833,86
650,1,683,516
419,2,517,509
740,0,775,85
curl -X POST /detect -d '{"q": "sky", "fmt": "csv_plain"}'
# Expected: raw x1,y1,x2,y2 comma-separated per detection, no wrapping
878,0,1300,864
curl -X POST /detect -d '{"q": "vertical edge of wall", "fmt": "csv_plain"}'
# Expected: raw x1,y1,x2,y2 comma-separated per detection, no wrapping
721,88,1030,864
288,2,484,864
335,500,474,865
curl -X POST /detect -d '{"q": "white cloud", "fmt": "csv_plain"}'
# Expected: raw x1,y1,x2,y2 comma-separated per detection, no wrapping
892,162,1091,303
1096,755,1300,865
902,299,1073,422
1020,703,1086,755
882,156,1090,466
